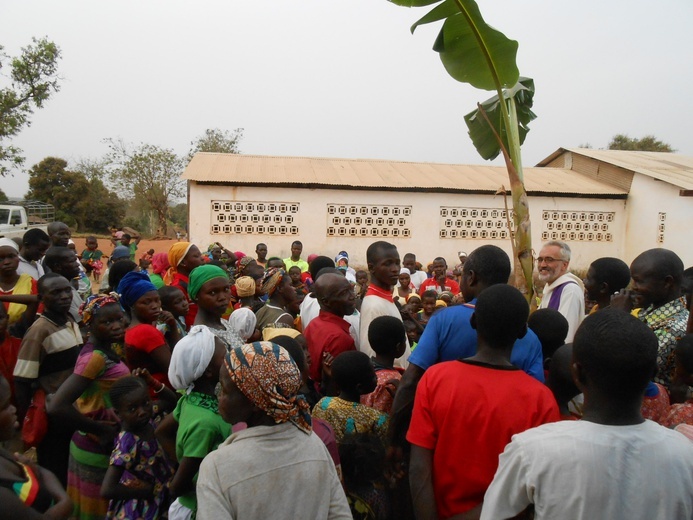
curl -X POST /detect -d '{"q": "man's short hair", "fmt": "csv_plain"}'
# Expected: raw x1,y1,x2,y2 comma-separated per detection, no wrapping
573,308,657,399
433,256,447,266
37,272,67,295
22,228,50,246
403,253,416,261
528,308,569,361
675,335,693,375
633,248,684,286
463,245,511,286
589,257,631,293
309,256,336,280
332,351,374,394
291,240,303,248
366,241,396,265
368,316,406,357
543,240,571,261
474,284,529,347
43,246,72,271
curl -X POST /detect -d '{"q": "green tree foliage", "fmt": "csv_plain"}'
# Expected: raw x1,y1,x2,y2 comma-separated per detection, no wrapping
188,128,243,162
607,134,674,152
169,202,188,229
27,157,88,228
72,158,125,232
26,157,123,232
0,188,7,202
105,138,186,236
0,38,61,176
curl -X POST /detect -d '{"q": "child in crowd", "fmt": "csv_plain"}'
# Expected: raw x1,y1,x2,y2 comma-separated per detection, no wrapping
81,236,104,284
527,308,569,375
188,264,243,350
313,351,389,443
233,276,260,311
157,286,189,349
228,307,258,343
139,248,155,270
119,271,174,390
0,304,21,400
157,326,229,519
416,290,438,327
438,291,454,306
661,335,693,428
288,265,309,300
102,376,175,519
355,270,369,298
361,316,406,414
546,343,581,420
0,374,73,519
403,319,420,350
339,433,392,520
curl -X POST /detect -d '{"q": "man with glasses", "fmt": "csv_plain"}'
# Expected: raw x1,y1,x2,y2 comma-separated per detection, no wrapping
537,240,584,342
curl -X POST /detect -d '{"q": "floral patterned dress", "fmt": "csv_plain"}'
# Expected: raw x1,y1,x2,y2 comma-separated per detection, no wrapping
106,425,174,520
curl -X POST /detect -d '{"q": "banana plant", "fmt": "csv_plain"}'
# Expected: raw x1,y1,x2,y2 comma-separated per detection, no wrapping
388,0,537,302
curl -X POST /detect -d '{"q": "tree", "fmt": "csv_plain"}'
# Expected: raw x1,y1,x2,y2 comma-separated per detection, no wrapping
386,0,536,302
0,37,61,176
26,157,89,228
169,202,188,229
608,134,674,152
105,138,186,236
188,127,243,161
0,188,7,202
71,158,125,232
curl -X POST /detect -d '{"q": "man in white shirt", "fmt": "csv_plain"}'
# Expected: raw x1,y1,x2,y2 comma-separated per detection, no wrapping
17,228,50,280
481,309,693,520
537,240,584,342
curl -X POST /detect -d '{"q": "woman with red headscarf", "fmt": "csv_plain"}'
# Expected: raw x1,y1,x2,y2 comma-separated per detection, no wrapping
149,252,170,289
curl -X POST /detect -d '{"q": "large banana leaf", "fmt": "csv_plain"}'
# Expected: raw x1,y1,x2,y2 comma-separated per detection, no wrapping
463,77,535,161
405,0,519,91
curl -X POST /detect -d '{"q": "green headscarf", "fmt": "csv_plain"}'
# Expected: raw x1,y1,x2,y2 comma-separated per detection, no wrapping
188,264,229,300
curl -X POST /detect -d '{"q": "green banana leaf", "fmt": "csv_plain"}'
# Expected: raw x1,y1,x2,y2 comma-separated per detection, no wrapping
464,77,536,161
388,0,444,7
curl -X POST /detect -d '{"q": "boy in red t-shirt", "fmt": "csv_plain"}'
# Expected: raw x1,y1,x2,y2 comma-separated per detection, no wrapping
407,284,559,519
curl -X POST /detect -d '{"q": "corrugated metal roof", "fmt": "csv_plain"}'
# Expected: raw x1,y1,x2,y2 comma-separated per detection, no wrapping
538,148,693,191
183,153,627,198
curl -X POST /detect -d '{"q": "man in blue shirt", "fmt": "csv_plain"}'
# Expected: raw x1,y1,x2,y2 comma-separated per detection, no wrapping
394,245,544,418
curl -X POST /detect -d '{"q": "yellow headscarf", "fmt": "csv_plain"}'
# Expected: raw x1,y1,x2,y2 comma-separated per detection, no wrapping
164,242,194,285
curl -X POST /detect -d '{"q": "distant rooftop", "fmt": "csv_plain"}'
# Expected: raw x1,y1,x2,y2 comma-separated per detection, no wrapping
538,148,693,191
183,153,627,199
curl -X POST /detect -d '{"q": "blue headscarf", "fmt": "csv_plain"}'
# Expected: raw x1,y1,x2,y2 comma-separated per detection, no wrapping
117,270,158,310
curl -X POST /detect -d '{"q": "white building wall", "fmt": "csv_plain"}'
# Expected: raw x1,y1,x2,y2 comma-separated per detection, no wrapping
188,184,626,271
624,175,693,267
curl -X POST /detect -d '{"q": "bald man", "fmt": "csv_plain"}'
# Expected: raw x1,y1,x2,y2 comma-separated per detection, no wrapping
304,271,357,384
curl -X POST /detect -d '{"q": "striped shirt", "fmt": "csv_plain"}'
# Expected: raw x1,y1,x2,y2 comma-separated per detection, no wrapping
13,314,82,393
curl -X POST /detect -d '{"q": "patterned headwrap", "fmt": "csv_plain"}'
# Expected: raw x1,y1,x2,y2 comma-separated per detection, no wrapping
188,264,229,300
117,270,158,310
224,341,311,434
81,293,120,326
235,276,256,298
151,253,170,276
164,242,194,284
236,255,255,278
260,268,285,297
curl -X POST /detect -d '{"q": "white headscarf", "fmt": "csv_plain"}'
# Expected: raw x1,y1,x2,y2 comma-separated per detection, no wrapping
0,238,19,251
400,267,411,275
168,325,216,394
228,308,257,341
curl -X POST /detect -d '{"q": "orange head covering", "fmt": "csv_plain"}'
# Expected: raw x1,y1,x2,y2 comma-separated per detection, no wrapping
164,242,194,285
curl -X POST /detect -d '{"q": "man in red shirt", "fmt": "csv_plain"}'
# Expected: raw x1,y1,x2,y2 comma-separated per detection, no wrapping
407,284,559,519
304,270,357,385
418,256,460,295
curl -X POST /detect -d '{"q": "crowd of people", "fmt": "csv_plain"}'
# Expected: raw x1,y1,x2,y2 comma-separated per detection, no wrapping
0,223,693,519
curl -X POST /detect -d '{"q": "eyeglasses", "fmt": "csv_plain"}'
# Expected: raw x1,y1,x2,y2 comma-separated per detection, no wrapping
536,257,566,264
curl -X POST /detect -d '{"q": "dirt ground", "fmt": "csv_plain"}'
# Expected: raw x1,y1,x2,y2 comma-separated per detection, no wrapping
70,236,178,262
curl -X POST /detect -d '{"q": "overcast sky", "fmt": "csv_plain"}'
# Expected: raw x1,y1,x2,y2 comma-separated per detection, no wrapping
2,0,691,198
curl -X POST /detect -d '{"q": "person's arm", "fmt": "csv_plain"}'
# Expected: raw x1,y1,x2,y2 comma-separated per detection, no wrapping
0,293,38,305
38,466,73,520
149,344,172,375
101,465,154,501
46,373,118,444
134,235,142,245
13,378,34,422
0,486,71,520
276,313,295,327
154,413,179,463
409,445,437,520
133,367,179,412
169,456,203,498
